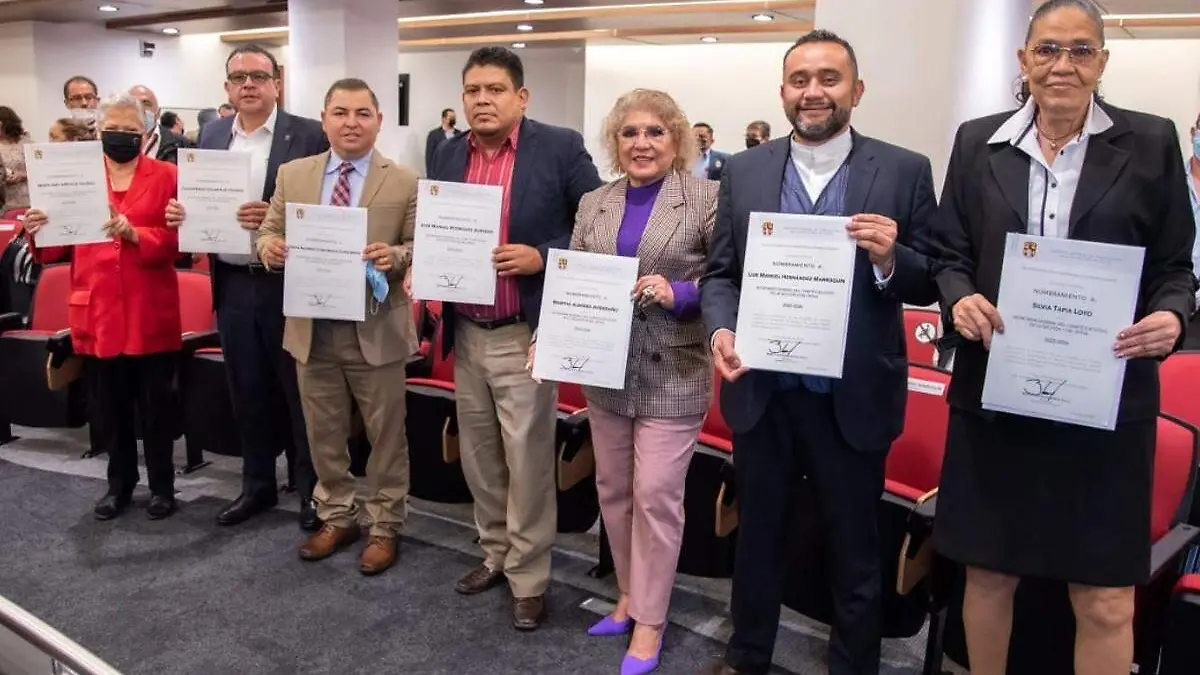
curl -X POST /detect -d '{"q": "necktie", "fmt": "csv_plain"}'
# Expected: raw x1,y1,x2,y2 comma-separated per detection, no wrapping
330,161,354,207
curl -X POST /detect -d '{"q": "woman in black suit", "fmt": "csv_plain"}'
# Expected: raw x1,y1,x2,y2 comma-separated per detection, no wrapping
931,1,1196,673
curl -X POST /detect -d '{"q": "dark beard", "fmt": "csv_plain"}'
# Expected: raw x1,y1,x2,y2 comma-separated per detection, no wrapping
790,105,851,143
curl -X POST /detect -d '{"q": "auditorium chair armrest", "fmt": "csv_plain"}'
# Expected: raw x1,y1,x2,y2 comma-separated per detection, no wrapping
181,329,221,354
46,329,74,367
1150,523,1200,580
913,492,938,520
406,379,456,401
558,409,590,463
897,488,940,596
0,312,24,333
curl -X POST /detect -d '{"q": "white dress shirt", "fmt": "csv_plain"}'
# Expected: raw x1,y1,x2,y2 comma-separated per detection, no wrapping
987,97,1114,239
789,128,890,285
219,106,278,265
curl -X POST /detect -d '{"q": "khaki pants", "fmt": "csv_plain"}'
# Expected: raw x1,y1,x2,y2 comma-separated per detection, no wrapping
454,320,558,597
296,321,410,537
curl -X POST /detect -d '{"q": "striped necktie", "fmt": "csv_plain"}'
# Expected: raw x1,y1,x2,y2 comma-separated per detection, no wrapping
330,161,354,207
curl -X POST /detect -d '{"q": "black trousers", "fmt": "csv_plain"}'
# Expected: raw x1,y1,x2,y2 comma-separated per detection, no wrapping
86,353,177,499
214,263,315,500
726,387,886,675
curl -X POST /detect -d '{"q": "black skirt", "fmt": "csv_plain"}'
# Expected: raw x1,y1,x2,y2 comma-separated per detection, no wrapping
933,408,1154,587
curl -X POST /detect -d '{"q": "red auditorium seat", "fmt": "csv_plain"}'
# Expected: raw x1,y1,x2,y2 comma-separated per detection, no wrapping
1161,350,1199,430
931,414,1200,675
0,220,18,251
0,264,87,430
552,381,601,534
677,371,737,579
404,303,472,503
1,208,28,221
903,307,940,367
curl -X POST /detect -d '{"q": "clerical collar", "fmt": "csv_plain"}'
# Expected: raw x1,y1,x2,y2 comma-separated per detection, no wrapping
789,127,853,173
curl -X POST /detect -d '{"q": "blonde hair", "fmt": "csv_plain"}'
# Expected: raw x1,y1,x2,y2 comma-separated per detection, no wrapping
599,89,697,176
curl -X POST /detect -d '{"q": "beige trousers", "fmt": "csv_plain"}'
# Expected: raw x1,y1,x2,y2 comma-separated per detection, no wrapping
454,320,558,597
296,320,410,537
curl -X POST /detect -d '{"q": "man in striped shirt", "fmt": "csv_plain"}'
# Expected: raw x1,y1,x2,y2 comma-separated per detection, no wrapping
420,46,602,631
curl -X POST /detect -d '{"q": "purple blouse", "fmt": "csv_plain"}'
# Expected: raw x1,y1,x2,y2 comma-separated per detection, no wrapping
614,179,699,318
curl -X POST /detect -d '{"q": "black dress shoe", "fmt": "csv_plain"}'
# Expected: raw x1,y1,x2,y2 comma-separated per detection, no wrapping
147,495,176,520
94,492,131,521
299,498,321,531
216,492,278,526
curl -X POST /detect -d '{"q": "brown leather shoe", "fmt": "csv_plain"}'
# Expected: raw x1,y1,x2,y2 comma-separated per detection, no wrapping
454,563,504,595
298,523,360,561
697,661,746,675
512,595,546,631
359,535,397,575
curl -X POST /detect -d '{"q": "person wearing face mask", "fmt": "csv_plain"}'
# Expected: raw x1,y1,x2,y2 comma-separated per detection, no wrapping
21,93,183,521
128,84,192,165
700,29,938,675
526,88,713,674
424,107,460,176
744,120,771,149
1184,111,1200,350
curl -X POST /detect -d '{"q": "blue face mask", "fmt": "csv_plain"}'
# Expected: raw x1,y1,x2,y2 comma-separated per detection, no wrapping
144,110,157,131
1193,133,1200,161
365,262,389,303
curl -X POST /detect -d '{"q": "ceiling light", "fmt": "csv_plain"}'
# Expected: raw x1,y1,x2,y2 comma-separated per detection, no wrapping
98,4,118,11
524,0,544,4
516,23,534,31
700,36,718,43
751,13,773,21
512,42,527,48
161,27,179,35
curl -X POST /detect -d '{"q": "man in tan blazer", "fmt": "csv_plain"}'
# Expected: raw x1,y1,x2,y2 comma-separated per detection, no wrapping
257,78,417,575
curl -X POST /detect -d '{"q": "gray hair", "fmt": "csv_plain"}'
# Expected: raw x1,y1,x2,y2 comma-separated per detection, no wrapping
1026,0,1106,47
97,93,147,131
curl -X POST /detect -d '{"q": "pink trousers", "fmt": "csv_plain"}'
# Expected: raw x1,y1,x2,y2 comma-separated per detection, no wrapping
587,402,704,625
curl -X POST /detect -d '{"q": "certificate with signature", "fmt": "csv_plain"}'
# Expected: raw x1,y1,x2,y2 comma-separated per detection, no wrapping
411,179,502,304
734,212,857,377
282,203,368,322
23,141,109,247
177,148,252,255
532,248,638,389
981,234,1143,430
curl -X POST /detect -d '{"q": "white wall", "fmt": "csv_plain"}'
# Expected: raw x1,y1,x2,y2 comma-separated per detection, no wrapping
0,22,36,128
1103,39,1200,159
585,42,790,179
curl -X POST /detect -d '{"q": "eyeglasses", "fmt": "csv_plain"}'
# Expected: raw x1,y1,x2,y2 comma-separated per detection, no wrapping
1030,43,1102,65
227,71,274,85
619,125,667,140
66,93,98,104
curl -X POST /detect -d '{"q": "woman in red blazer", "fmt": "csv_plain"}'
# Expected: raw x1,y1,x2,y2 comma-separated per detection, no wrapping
24,93,181,521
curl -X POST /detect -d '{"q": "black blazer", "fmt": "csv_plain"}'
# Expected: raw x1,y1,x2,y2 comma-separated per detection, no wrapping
429,117,603,354
152,125,192,165
196,109,329,309
700,131,939,452
425,127,459,176
932,102,1197,423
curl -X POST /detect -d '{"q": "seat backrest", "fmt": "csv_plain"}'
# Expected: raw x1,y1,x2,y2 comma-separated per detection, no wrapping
885,363,952,496
558,382,586,412
0,222,17,250
1,208,28,221
428,312,454,382
903,307,940,367
1161,351,1200,430
1151,414,1199,541
28,263,72,332
177,270,215,333
191,255,210,274
702,371,732,441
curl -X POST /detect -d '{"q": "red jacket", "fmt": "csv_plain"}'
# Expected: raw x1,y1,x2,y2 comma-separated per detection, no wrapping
32,156,181,357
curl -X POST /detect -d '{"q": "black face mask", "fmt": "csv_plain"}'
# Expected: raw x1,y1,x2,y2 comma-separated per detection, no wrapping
101,130,142,163
745,137,761,149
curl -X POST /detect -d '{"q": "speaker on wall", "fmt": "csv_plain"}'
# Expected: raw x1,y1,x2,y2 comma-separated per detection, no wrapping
397,73,410,126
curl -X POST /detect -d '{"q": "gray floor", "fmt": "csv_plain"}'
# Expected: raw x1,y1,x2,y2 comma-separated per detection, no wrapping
0,426,933,675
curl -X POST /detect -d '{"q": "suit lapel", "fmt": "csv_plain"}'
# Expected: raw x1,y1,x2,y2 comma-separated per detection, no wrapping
264,110,296,201
1068,122,1131,237
510,118,537,236
636,171,685,270
591,180,626,256
843,132,878,216
358,152,389,207
303,152,329,204
988,144,1032,233
757,138,790,213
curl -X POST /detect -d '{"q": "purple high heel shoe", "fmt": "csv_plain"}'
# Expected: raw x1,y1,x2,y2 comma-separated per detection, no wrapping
619,636,663,675
587,615,633,637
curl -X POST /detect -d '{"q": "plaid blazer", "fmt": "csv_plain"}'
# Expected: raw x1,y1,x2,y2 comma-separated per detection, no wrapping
570,170,716,418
